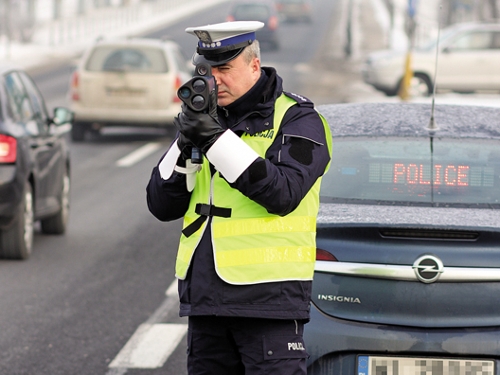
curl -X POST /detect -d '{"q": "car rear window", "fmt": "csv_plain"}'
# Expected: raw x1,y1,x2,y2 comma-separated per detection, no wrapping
321,137,500,207
85,46,169,73
278,0,306,4
233,4,270,20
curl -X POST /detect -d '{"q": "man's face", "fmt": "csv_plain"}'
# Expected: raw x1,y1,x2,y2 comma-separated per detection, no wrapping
211,53,261,107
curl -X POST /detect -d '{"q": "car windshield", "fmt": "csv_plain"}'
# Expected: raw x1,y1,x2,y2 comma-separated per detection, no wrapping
418,26,463,51
321,137,500,207
85,45,168,73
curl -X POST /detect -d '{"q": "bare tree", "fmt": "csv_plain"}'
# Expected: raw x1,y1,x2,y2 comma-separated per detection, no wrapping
488,0,499,19
78,0,86,15
383,0,395,29
53,0,62,19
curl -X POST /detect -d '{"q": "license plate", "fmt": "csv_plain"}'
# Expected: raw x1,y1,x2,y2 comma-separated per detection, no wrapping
106,87,146,97
357,355,494,375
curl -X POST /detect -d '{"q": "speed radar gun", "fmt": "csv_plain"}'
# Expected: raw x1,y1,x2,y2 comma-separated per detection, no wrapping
177,62,218,164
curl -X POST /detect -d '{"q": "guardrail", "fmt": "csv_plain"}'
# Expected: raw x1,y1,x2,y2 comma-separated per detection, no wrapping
29,0,229,47
0,0,230,68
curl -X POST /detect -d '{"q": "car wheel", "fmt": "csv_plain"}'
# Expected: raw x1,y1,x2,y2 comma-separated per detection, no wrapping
408,73,433,97
71,122,87,142
382,87,399,97
0,181,34,259
41,168,70,235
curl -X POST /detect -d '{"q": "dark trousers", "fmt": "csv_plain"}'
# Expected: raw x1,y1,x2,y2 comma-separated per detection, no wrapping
187,316,308,375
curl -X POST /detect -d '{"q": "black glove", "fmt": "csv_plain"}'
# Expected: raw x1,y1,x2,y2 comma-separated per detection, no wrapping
176,131,194,162
174,105,225,154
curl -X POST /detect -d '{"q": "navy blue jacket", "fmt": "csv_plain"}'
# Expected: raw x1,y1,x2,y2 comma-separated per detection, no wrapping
146,67,331,320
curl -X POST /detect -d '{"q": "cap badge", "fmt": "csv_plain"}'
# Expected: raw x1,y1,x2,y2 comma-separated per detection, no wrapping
194,30,212,44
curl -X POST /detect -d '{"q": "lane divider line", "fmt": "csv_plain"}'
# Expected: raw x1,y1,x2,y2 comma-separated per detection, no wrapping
108,323,187,369
107,280,182,372
116,142,163,167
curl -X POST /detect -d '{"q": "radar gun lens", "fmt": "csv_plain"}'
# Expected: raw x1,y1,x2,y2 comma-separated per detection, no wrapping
192,79,206,93
196,64,209,76
179,87,191,99
192,95,205,110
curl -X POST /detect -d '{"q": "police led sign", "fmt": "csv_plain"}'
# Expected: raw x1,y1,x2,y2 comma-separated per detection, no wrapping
393,163,469,186
368,162,494,188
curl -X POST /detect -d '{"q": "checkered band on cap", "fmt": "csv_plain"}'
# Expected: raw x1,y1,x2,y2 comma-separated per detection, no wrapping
196,32,256,51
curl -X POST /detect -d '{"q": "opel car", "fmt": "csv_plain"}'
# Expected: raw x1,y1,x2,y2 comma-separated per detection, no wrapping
306,102,500,375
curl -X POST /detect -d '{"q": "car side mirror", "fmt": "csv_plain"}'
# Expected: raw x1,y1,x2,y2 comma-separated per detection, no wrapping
52,107,74,125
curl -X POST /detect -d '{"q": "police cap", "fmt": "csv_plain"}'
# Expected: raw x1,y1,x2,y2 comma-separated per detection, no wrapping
185,21,264,66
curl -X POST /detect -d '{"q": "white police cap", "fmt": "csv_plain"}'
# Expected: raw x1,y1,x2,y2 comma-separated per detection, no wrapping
185,21,264,66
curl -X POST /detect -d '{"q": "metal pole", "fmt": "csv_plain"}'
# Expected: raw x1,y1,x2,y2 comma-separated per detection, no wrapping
344,0,353,58
398,0,417,101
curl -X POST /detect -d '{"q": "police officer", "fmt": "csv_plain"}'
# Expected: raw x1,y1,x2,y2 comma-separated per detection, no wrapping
146,21,331,375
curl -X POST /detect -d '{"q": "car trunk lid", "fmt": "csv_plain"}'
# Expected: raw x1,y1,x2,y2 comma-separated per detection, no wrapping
78,70,175,110
313,219,500,328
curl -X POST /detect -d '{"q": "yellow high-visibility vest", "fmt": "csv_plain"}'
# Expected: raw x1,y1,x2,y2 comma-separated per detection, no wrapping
175,94,332,284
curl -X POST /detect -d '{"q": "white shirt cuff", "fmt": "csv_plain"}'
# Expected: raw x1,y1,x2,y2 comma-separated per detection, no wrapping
206,130,259,183
158,141,181,180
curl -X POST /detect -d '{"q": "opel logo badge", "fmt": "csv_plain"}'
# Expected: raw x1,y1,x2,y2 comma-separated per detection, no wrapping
412,255,444,283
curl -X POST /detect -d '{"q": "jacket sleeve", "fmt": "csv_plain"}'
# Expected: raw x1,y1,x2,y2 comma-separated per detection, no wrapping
146,151,192,222
228,104,331,216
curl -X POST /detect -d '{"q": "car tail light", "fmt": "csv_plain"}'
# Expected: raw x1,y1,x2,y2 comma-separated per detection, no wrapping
173,75,182,103
0,135,17,163
268,15,279,30
316,248,337,261
70,71,80,101
226,15,235,22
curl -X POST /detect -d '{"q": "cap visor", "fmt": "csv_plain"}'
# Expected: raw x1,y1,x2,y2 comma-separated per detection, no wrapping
192,47,244,66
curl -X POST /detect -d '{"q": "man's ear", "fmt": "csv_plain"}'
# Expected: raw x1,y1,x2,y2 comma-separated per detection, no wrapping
252,57,261,73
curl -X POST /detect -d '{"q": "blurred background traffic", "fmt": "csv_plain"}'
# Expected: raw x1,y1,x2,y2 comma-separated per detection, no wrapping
1,0,499,106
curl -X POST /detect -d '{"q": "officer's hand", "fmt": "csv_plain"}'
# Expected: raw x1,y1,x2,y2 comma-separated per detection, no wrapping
174,105,225,154
176,132,194,161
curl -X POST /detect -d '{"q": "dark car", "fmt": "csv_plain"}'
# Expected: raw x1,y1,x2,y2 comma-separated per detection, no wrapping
0,64,74,259
275,0,312,23
226,0,280,50
306,102,500,375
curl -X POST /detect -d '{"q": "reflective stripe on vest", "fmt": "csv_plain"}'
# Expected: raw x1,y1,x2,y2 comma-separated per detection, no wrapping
175,94,332,284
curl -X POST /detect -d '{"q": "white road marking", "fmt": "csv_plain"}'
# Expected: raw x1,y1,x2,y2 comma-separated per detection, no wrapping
165,279,178,297
107,280,184,372
116,142,163,167
109,323,187,369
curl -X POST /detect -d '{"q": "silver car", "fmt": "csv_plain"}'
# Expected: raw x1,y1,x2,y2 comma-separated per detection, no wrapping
68,37,192,141
362,23,500,97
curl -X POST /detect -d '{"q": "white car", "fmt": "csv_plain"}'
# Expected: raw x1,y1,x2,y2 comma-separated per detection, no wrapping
68,37,192,141
362,23,500,97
